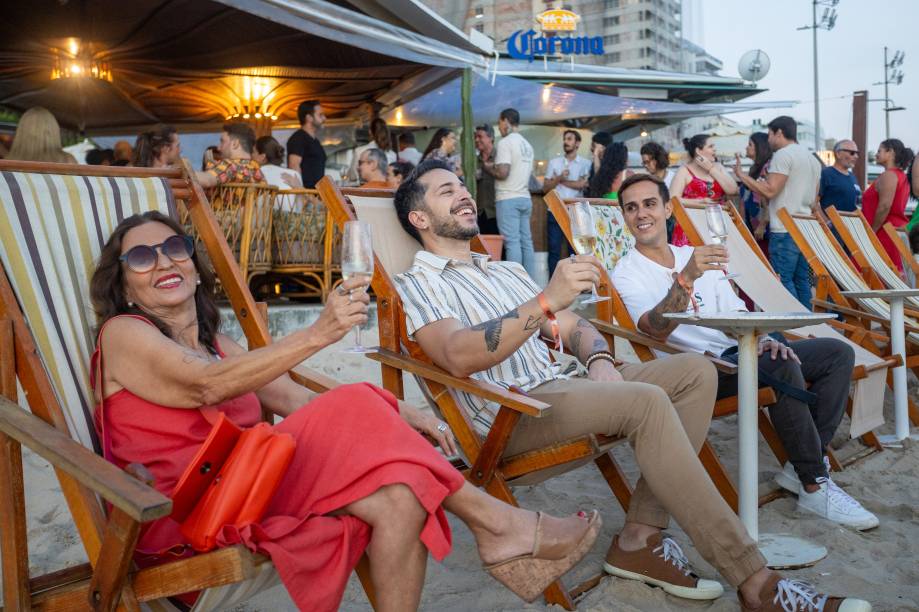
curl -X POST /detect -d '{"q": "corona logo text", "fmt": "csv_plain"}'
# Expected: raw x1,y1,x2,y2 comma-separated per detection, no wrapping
507,29,604,62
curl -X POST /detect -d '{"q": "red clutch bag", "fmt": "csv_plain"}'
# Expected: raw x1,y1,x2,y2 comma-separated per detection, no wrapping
170,411,296,552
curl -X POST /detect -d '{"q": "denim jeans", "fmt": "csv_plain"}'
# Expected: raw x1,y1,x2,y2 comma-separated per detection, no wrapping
546,212,571,276
769,232,812,308
717,338,854,485
496,196,536,277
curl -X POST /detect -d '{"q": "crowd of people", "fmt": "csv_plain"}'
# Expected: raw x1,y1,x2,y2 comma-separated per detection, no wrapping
7,101,919,611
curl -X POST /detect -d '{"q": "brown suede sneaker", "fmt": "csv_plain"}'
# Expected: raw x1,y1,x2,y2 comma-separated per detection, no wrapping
739,574,871,612
603,533,724,600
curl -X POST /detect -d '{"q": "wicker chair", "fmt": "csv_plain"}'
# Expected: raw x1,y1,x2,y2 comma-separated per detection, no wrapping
270,188,340,301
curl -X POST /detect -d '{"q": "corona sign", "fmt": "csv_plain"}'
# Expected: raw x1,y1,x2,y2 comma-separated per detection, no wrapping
507,10,603,62
536,9,579,32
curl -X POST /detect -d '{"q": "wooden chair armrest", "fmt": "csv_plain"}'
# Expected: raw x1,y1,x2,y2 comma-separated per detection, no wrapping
288,364,339,394
366,348,550,417
825,318,889,341
811,298,919,332
590,319,738,373
0,397,171,523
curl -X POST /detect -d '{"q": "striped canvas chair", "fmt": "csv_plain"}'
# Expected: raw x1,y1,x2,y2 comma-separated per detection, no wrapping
827,207,919,307
672,199,894,459
775,207,919,430
0,161,374,611
318,179,632,611
882,222,919,287
543,190,787,508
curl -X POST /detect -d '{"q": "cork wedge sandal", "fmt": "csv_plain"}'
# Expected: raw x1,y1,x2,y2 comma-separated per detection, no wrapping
484,510,602,603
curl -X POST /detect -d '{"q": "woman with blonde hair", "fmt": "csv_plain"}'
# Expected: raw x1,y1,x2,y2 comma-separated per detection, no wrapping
7,107,77,163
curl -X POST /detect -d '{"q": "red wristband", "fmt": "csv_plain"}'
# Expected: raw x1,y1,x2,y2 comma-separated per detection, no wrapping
674,272,699,313
537,292,563,352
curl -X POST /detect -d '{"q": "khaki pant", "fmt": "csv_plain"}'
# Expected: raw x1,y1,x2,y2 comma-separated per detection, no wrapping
505,353,766,587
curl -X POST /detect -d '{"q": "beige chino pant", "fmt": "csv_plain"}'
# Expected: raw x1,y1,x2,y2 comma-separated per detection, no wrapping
505,353,766,587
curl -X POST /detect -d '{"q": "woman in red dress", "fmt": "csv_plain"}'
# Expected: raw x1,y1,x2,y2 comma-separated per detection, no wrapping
669,134,740,246
89,212,600,611
862,138,914,272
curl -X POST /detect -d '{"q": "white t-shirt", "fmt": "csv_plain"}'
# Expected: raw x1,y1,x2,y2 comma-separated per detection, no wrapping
260,164,299,189
545,155,591,199
494,131,534,201
612,244,746,357
398,147,422,166
767,143,821,233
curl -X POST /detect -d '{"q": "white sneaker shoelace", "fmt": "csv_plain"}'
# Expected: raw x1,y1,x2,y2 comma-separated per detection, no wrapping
652,537,692,577
821,478,866,515
774,579,829,612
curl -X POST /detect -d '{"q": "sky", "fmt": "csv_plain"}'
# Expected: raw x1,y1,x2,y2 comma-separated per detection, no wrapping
696,0,917,151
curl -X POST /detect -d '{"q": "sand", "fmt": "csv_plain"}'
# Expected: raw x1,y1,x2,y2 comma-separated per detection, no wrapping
8,323,919,611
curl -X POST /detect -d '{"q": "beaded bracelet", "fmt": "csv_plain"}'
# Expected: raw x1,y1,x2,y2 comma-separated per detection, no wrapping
585,350,616,370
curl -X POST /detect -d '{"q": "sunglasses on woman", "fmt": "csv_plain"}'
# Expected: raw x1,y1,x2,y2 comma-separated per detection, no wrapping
119,235,195,273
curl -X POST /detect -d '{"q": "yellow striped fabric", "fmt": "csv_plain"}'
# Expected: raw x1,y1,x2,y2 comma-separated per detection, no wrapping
0,171,175,451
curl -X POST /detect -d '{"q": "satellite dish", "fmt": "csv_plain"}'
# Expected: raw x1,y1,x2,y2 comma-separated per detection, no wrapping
738,49,771,83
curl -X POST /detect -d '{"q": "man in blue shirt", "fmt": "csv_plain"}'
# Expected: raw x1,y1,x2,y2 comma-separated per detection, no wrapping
818,140,861,215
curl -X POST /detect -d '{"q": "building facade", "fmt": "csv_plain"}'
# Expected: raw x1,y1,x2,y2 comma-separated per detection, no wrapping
423,0,718,74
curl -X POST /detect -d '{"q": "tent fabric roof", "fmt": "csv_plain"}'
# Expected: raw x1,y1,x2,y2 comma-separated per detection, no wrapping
0,0,483,131
382,74,788,128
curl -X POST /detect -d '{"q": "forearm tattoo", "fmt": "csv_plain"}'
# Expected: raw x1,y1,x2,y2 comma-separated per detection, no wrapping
471,308,520,352
647,282,690,331
571,318,608,363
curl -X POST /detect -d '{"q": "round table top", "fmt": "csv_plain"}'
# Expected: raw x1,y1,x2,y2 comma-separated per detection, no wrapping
664,311,836,334
841,289,919,299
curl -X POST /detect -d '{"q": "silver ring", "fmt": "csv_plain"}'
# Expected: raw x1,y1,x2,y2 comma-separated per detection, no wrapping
436,423,448,433
347,291,354,304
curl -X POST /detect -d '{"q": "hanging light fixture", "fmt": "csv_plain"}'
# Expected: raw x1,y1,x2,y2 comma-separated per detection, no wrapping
224,76,280,122
50,38,112,82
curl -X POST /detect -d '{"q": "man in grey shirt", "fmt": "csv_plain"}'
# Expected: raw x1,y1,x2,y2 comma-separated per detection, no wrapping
734,116,821,307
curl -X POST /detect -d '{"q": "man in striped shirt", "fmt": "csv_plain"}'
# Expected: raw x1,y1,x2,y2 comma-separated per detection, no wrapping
390,160,868,611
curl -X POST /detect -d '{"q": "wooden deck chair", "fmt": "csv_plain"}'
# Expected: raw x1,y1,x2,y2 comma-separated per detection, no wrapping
671,199,895,464
827,207,918,305
269,188,340,301
776,207,919,429
0,160,375,611
317,178,632,610
882,222,919,287
543,191,783,509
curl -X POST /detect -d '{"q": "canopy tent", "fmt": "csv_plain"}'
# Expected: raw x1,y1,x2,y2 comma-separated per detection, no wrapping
382,73,791,129
0,0,484,133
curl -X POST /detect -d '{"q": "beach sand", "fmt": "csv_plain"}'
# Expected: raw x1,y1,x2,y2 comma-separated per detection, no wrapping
9,327,919,611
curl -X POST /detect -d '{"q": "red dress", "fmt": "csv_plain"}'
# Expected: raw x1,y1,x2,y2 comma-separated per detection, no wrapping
861,168,909,271
92,315,465,611
671,168,727,246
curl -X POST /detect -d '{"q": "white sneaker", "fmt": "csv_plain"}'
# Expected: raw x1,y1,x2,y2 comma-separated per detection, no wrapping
774,461,800,494
774,456,836,494
797,479,879,531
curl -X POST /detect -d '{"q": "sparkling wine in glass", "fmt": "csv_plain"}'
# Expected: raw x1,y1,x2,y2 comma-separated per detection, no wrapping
704,202,739,280
568,201,610,304
340,220,375,353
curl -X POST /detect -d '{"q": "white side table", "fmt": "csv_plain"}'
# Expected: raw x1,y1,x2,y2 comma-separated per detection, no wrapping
665,311,836,569
841,288,919,445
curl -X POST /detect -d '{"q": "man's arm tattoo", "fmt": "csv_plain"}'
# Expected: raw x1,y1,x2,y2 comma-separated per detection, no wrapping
646,282,690,331
569,318,592,359
523,315,544,330
470,308,520,353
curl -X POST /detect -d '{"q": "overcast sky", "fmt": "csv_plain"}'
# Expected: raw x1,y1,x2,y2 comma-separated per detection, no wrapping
697,0,917,151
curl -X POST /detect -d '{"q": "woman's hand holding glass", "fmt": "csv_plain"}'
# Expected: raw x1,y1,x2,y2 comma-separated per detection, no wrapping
312,276,371,347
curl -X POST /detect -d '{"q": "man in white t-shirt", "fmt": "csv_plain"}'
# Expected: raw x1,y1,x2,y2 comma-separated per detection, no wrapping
543,129,591,275
734,116,821,307
482,108,536,276
612,173,877,533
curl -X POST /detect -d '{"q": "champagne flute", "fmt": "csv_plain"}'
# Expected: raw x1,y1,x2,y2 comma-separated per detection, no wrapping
704,202,740,280
340,220,374,353
568,201,610,304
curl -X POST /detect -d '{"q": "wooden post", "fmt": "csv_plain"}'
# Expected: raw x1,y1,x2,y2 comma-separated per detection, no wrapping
461,67,477,200
852,90,868,189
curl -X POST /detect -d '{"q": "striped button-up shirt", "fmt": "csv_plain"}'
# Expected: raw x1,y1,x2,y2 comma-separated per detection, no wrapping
395,250,568,436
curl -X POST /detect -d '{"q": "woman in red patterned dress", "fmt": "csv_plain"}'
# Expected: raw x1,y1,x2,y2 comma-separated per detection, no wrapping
89,212,600,611
669,134,740,246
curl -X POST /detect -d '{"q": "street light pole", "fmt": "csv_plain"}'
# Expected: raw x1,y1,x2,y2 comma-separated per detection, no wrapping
798,0,837,150
812,1,820,151
884,46,890,139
